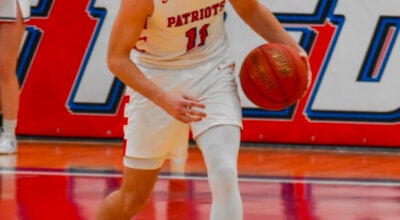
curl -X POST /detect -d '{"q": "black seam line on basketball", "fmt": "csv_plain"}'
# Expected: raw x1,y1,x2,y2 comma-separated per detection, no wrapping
246,56,286,105
259,46,290,104
279,45,302,100
283,47,300,102
245,48,281,104
244,62,283,105
279,46,303,105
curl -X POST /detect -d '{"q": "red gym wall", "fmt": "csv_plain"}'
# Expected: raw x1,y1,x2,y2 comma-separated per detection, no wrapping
18,0,400,147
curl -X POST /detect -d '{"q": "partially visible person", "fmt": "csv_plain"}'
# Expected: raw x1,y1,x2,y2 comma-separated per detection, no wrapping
0,0,30,154
169,144,188,174
97,0,310,220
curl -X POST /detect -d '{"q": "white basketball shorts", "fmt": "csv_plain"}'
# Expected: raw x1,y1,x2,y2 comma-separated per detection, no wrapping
0,0,31,21
123,55,243,168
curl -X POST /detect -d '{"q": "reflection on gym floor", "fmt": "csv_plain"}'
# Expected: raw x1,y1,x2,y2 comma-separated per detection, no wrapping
1,140,400,219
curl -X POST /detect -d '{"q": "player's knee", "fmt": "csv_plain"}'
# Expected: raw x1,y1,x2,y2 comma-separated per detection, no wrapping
209,162,238,193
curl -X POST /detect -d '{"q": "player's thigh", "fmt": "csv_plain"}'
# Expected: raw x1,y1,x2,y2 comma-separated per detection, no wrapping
196,124,241,159
191,63,242,138
124,91,190,159
0,25,25,71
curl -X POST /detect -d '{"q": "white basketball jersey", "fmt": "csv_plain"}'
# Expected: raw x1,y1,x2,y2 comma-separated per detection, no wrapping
133,0,229,69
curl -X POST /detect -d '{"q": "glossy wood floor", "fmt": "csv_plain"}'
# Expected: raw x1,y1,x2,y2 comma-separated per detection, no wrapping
2,139,400,219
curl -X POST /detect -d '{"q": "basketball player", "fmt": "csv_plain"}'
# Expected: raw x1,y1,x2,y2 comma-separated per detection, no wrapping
0,1,30,154
97,0,309,219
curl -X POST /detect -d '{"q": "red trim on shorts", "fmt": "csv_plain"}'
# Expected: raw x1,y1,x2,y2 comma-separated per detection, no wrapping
122,95,130,155
123,139,127,156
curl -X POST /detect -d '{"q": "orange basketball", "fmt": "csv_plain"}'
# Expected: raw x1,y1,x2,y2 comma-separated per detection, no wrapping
240,43,310,111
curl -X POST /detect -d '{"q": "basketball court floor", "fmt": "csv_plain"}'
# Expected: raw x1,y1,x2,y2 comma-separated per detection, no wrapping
1,139,400,219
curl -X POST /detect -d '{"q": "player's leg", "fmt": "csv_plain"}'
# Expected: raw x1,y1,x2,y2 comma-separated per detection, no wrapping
170,144,188,174
0,4,25,121
196,125,243,220
0,5,26,154
189,56,243,219
96,157,163,220
96,72,190,219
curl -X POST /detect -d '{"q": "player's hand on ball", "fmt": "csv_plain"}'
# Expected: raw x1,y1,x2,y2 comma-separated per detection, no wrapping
298,49,312,92
163,92,207,124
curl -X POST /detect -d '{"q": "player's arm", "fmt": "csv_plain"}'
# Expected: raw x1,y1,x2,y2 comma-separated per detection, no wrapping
107,0,206,123
229,0,311,76
229,0,305,54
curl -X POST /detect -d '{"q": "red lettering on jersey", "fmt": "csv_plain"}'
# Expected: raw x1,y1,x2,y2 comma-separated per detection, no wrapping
220,0,225,9
167,17,175,27
176,15,183,26
191,11,199,23
166,0,226,28
212,3,220,15
199,8,204,20
182,12,191,25
204,7,211,18
134,36,147,53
